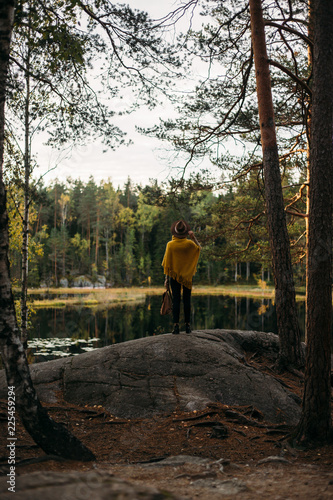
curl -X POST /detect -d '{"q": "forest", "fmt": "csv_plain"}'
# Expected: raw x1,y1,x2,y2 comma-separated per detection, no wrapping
0,0,332,485
6,172,307,289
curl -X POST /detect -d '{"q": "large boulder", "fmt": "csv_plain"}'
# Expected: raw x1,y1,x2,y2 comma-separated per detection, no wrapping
59,277,68,288
72,275,93,287
95,274,106,287
0,330,302,425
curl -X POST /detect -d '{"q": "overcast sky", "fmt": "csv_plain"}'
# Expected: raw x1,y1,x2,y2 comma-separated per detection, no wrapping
34,0,207,189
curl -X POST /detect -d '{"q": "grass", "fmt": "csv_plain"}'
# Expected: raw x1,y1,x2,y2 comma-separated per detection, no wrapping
30,287,149,308
192,284,275,298
24,283,306,308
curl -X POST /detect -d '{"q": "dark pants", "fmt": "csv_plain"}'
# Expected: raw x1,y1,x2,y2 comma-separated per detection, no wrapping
170,278,191,324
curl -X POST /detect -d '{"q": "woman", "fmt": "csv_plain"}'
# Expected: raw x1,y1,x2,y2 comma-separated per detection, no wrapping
162,220,201,334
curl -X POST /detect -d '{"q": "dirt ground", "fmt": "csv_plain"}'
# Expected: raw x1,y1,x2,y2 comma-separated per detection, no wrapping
1,355,333,499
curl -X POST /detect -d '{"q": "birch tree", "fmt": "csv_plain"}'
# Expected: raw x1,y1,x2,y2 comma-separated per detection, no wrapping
0,0,95,461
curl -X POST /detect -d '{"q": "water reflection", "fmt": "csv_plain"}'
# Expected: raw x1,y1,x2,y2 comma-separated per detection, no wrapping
28,295,305,363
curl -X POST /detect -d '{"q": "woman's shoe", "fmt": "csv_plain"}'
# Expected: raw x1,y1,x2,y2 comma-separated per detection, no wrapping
185,324,191,334
172,324,180,335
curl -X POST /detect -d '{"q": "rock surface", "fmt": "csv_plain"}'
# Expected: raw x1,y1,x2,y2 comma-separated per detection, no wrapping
72,275,93,287
0,470,183,500
0,330,302,424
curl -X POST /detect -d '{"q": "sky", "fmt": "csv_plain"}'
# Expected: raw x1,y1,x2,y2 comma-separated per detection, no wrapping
34,0,208,189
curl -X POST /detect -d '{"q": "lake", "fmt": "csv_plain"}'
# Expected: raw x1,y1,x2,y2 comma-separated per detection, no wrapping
27,294,306,363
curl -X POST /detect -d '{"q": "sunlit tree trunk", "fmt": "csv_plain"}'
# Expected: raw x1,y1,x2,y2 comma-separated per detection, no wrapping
305,0,314,344
249,0,304,369
296,0,333,444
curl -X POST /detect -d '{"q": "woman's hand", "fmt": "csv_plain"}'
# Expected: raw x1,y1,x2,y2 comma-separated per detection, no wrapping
188,230,201,248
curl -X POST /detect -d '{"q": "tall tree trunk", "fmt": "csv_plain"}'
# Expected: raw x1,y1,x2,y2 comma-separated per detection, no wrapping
295,0,333,444
35,203,42,233
54,244,57,286
249,0,304,369
95,205,99,266
20,37,31,349
62,234,66,276
88,212,91,257
105,227,109,277
0,1,95,461
246,261,250,281
305,0,314,344
54,185,57,286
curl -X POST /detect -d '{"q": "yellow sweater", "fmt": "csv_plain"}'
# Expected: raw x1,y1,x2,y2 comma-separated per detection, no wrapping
162,236,200,289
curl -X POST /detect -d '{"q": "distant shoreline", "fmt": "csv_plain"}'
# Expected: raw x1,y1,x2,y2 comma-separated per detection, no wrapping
14,285,306,308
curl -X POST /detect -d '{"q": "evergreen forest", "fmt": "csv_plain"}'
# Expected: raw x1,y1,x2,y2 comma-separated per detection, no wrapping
6,172,307,289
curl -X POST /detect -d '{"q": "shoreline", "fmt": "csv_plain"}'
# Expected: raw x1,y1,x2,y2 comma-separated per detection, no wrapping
17,285,306,308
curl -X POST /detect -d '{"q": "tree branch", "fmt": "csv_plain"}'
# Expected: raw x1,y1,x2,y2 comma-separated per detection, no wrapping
268,58,312,96
285,209,308,218
264,20,312,47
9,56,66,100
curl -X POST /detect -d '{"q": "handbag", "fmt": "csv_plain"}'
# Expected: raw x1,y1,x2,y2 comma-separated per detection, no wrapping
160,289,172,315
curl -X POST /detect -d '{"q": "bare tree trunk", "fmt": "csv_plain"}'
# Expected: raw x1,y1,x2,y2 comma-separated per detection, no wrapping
88,212,91,256
105,227,109,277
246,261,250,281
62,237,66,276
295,0,333,444
54,245,57,286
95,205,99,266
20,37,31,349
35,203,42,233
249,0,304,370
54,185,58,286
0,1,95,461
305,0,314,344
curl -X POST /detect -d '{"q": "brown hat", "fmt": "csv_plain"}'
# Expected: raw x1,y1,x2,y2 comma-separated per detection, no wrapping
171,219,190,239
